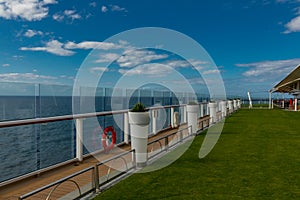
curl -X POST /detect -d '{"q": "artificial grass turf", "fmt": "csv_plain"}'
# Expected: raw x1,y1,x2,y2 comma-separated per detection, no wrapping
94,109,300,200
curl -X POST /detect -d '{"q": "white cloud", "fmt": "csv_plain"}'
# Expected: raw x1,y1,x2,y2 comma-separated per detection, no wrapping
203,69,220,75
2,63,10,67
101,5,108,13
0,72,57,82
163,59,208,70
0,0,57,21
111,5,127,12
119,63,172,77
53,9,81,22
52,13,64,21
64,9,81,20
164,60,190,68
236,58,300,78
89,67,108,73
24,29,43,37
117,50,168,68
20,40,126,56
65,41,122,50
95,53,120,63
89,2,97,7
101,4,127,13
20,40,75,56
284,15,300,33
12,55,24,60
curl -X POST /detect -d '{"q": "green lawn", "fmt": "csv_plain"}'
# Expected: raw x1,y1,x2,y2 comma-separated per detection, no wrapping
94,109,300,199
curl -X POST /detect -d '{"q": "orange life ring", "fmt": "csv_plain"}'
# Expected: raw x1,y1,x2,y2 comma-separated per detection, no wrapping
102,126,116,151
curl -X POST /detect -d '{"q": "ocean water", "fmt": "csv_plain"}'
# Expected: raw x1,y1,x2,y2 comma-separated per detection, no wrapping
0,95,180,183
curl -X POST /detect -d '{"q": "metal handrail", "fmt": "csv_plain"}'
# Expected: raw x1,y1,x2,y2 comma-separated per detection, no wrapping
0,104,187,128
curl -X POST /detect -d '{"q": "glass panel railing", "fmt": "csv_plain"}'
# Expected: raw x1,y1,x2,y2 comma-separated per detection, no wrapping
83,114,124,155
1,81,211,184
0,82,36,121
0,125,37,182
39,84,73,118
39,120,75,168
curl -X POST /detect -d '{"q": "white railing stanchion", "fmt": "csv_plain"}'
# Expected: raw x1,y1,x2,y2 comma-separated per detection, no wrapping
76,118,83,162
124,112,129,144
152,109,157,134
206,103,210,115
170,107,174,128
183,105,187,123
200,103,204,118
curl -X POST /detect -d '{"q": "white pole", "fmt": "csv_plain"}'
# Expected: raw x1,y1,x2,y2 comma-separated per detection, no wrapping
171,107,174,128
269,92,272,109
76,118,83,162
183,105,187,123
248,92,253,109
200,103,204,118
124,112,129,144
295,98,298,111
152,109,157,134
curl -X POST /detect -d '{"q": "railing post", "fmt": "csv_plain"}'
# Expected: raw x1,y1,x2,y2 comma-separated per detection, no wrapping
183,105,187,123
94,165,99,192
76,118,83,163
170,107,174,128
200,103,204,118
132,149,137,169
206,103,210,115
124,112,129,144
152,109,157,135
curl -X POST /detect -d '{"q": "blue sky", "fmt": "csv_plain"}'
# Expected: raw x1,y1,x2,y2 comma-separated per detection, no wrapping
1,0,300,98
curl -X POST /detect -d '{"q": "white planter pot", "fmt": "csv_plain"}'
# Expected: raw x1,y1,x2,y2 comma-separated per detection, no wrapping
128,112,150,126
186,104,198,134
237,100,241,109
208,102,217,123
128,112,150,167
233,100,237,111
228,100,233,113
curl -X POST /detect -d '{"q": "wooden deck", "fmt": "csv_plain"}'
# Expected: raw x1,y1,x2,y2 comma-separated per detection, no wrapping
0,116,210,200
0,126,185,200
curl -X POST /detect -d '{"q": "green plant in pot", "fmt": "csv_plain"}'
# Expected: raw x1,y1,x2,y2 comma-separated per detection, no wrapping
129,103,150,125
130,103,146,112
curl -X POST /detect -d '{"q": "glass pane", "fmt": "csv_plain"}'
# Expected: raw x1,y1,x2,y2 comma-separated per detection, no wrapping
0,125,37,182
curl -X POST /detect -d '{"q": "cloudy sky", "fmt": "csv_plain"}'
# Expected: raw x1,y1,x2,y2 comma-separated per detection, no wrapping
1,0,300,97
